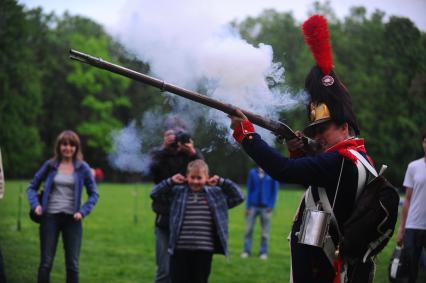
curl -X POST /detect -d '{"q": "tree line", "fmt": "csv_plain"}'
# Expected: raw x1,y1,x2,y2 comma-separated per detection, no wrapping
1,0,425,185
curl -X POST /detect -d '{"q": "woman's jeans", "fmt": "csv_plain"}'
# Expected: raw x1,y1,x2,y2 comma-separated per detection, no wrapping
38,213,82,283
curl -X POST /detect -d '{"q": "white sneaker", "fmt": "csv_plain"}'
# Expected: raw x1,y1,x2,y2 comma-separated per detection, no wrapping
259,254,268,260
240,252,249,258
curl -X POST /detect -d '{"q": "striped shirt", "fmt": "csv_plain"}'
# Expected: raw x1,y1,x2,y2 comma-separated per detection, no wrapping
176,190,215,251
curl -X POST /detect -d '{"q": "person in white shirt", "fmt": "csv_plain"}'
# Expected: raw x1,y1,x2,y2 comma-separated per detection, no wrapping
397,131,426,283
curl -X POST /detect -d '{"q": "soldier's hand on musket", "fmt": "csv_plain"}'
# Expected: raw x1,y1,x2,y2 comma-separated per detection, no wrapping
171,173,186,184
286,131,305,151
229,109,248,129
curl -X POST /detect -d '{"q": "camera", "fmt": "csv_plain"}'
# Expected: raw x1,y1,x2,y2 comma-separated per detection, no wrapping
175,131,191,144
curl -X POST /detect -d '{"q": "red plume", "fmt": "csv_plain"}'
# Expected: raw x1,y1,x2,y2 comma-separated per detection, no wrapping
302,15,333,75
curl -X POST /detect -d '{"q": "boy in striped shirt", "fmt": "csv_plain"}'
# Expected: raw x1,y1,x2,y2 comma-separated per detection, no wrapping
151,159,243,283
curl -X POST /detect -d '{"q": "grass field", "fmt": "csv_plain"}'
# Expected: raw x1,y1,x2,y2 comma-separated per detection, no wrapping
0,181,407,282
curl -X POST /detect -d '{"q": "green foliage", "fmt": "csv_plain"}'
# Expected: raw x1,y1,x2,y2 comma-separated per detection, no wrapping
0,0,44,176
77,95,122,151
0,1,152,176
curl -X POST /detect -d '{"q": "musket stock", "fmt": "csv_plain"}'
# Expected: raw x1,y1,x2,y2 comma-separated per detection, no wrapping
69,49,319,153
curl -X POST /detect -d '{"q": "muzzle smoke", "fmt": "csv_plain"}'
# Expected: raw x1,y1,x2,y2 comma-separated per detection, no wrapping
109,0,306,172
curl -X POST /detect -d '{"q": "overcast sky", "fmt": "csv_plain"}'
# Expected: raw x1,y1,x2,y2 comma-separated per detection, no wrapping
19,0,426,31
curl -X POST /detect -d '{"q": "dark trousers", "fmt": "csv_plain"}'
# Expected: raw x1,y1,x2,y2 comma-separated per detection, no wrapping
38,213,82,283
155,226,170,283
170,249,213,283
290,235,374,283
404,228,426,283
291,242,335,283
0,248,6,283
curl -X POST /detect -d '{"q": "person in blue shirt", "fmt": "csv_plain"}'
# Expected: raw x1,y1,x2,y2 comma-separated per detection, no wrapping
241,167,279,260
27,130,98,283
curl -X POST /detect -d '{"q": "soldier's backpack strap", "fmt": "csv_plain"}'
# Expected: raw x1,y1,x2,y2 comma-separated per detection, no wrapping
349,149,378,177
317,153,369,269
304,186,316,209
318,151,371,236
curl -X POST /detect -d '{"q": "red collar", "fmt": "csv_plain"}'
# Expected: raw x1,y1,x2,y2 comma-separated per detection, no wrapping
325,138,367,163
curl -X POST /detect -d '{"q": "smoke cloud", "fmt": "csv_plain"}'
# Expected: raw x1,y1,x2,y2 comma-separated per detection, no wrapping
113,0,302,121
109,0,306,172
108,121,150,173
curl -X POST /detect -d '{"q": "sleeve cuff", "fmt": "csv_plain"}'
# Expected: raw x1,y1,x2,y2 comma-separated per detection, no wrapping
232,120,255,144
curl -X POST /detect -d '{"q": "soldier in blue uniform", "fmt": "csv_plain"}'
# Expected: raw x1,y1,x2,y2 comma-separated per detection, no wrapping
229,15,375,283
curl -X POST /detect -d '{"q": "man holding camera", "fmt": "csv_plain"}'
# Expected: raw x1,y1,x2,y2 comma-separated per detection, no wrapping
149,128,203,283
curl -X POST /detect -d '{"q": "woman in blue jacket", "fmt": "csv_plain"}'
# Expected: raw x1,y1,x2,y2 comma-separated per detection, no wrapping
27,130,99,283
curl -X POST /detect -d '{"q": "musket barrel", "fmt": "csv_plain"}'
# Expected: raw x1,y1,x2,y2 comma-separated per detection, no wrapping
69,49,297,139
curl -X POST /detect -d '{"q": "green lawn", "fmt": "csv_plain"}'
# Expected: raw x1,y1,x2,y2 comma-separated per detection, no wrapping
0,181,403,282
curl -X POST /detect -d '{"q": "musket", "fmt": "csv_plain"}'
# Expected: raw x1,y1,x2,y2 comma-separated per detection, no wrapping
69,49,319,154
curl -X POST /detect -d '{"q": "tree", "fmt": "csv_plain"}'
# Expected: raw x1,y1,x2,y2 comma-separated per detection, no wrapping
0,0,44,177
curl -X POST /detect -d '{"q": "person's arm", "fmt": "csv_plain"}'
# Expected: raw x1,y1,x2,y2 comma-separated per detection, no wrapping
211,176,244,209
268,180,279,210
397,162,416,246
26,160,50,210
150,174,185,201
230,112,340,187
397,187,412,246
78,163,99,218
242,133,341,187
151,179,174,201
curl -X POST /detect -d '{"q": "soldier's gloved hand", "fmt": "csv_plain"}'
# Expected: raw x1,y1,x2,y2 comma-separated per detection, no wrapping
229,109,255,144
285,131,308,157
229,109,248,129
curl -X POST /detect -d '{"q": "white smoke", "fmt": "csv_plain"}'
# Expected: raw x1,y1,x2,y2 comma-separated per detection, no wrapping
108,0,308,172
108,110,200,173
112,0,303,137
108,121,150,173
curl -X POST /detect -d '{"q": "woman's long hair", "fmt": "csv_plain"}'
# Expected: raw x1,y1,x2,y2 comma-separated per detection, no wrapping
51,130,83,163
